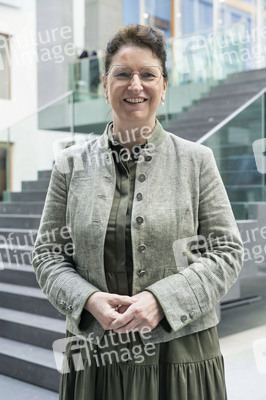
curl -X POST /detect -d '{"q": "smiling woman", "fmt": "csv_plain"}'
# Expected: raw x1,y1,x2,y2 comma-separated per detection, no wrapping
32,24,243,400
103,44,167,146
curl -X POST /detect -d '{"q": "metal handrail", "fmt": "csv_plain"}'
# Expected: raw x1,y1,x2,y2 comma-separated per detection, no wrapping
38,90,74,112
197,87,266,144
0,90,74,133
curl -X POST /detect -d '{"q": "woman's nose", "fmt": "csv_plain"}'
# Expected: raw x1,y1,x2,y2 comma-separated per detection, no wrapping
128,73,143,91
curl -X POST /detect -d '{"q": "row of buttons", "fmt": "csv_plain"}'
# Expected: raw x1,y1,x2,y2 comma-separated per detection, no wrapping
60,301,73,312
180,310,196,323
137,170,146,277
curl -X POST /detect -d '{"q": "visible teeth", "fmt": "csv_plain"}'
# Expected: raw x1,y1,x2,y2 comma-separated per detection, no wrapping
125,98,145,103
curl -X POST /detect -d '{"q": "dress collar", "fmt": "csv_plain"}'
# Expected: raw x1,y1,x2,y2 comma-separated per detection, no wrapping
107,123,147,161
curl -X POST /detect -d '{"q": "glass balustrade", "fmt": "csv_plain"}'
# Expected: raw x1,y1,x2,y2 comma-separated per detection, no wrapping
0,92,100,202
0,129,10,201
200,92,265,220
0,20,264,218
67,21,248,130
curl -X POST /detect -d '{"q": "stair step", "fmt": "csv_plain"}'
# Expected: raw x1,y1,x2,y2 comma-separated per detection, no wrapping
0,227,37,245
173,126,213,137
187,98,251,113
0,337,60,392
7,191,47,202
221,170,262,185
0,214,41,229
22,179,50,192
0,263,39,287
0,282,65,320
168,118,217,129
0,374,58,399
38,170,52,180
0,307,65,349
206,82,265,98
0,201,44,215
0,244,33,266
198,89,260,104
176,110,229,122
217,157,257,171
225,185,263,202
172,131,207,142
224,69,266,84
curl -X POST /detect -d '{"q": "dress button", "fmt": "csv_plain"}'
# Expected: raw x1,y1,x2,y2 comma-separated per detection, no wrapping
138,174,146,182
136,193,143,201
67,305,73,311
136,216,144,224
138,270,146,277
145,155,152,162
60,301,66,308
138,244,146,252
180,315,187,323
189,310,196,318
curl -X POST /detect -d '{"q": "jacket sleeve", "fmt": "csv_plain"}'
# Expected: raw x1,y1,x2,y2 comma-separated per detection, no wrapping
145,147,244,332
31,160,100,332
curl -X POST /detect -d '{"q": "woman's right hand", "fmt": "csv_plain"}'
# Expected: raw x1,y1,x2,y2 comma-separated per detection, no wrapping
84,292,138,330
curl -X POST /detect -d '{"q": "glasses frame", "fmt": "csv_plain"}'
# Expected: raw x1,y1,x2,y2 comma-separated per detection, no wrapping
105,65,166,86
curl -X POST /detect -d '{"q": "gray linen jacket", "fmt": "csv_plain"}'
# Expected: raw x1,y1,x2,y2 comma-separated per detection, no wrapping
32,119,244,345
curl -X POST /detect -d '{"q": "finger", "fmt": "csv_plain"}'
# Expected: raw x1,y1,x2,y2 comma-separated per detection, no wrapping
110,295,138,306
113,321,140,334
109,309,135,330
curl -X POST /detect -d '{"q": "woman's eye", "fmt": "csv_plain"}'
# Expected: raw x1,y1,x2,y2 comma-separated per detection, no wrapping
141,73,155,79
116,72,131,78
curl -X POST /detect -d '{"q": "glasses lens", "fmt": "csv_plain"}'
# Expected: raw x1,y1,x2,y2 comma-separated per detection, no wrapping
110,66,131,80
139,66,161,85
109,66,162,85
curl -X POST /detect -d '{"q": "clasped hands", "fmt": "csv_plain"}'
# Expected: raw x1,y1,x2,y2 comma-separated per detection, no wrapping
85,291,164,334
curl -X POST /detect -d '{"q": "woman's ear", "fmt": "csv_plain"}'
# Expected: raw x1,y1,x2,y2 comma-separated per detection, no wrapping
162,80,168,98
102,74,108,98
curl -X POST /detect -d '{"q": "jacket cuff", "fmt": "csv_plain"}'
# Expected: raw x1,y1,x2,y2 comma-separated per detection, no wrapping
145,273,202,332
55,274,100,332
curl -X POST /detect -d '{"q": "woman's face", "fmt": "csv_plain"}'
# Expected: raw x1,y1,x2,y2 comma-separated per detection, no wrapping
103,45,167,130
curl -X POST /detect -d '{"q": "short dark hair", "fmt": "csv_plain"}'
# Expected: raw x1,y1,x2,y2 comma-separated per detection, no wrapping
104,24,168,80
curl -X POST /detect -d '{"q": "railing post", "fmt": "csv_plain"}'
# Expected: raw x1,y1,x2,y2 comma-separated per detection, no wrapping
69,91,75,143
6,128,11,202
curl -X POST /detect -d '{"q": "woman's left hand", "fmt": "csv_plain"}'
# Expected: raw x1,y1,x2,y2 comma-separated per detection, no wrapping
109,291,164,333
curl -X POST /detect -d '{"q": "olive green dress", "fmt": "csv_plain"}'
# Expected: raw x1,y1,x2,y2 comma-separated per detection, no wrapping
59,129,227,400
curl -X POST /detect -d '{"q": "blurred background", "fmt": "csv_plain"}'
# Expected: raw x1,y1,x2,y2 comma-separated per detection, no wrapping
0,1,266,399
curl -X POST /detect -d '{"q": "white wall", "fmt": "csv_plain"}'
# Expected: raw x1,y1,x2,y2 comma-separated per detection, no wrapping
9,114,73,191
0,0,37,132
9,114,95,192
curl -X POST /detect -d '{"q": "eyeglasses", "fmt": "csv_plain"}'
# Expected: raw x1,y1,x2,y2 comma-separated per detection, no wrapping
106,65,165,86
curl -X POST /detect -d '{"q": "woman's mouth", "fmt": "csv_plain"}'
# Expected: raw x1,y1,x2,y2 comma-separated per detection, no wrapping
124,98,147,103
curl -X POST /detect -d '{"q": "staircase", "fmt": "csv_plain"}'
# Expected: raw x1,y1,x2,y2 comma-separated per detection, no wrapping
166,68,266,142
0,170,64,394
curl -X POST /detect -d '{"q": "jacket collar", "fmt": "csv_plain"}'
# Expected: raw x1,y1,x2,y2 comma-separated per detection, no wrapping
98,118,167,153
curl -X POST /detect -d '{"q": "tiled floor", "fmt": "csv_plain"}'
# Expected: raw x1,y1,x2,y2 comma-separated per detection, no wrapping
0,374,58,400
220,325,266,400
218,273,266,400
